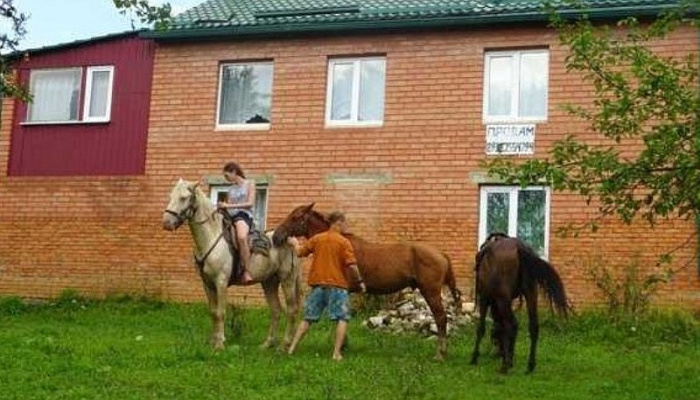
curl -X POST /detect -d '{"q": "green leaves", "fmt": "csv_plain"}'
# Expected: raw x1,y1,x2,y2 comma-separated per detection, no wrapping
0,0,29,100
112,0,172,30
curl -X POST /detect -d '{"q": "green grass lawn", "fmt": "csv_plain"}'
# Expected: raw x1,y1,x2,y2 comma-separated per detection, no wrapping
0,294,698,400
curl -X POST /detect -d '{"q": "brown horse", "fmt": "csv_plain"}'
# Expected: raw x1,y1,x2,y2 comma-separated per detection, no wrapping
470,234,568,373
272,203,462,360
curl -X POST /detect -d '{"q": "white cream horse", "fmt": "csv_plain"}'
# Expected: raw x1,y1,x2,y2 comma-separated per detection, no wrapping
162,179,302,350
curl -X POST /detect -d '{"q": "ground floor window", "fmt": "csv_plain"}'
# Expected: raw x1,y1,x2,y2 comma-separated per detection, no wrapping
478,186,550,257
209,184,269,230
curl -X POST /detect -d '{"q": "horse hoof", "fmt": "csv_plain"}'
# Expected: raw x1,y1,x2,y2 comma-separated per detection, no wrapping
259,340,276,349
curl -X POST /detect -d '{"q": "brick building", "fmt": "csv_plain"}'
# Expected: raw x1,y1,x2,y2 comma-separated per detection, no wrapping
1,0,697,306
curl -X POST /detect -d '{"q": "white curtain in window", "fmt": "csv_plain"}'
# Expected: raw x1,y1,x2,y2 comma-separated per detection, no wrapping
358,59,385,121
28,69,81,122
487,56,512,117
518,53,548,118
88,70,111,118
330,62,353,121
219,64,273,124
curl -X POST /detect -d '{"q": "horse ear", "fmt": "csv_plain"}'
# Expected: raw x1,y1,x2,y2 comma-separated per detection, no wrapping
307,202,315,210
190,181,200,190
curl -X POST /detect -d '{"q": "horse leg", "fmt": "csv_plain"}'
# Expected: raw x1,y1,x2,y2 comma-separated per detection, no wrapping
211,277,228,350
202,280,220,348
525,288,539,373
421,287,448,361
260,277,281,349
494,298,516,373
280,274,301,351
470,297,489,365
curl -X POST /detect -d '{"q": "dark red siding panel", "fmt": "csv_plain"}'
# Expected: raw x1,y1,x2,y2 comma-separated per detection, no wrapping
7,35,155,176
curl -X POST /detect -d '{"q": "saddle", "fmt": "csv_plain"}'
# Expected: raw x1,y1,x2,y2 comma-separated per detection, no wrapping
219,210,272,286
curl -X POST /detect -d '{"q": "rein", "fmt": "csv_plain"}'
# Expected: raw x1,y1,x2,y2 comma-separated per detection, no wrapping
165,187,222,270
194,231,225,270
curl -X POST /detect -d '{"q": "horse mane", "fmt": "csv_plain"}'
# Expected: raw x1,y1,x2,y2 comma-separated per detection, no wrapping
186,181,221,224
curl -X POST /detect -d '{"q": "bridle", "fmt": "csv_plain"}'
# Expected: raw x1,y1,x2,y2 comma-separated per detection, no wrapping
163,187,199,227
163,186,222,269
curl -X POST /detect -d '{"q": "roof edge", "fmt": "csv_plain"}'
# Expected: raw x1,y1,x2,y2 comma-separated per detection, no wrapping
5,30,144,60
141,5,678,41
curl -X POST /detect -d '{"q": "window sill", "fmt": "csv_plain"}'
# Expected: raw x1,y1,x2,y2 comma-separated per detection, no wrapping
215,123,270,131
483,118,547,125
20,120,110,126
325,121,384,129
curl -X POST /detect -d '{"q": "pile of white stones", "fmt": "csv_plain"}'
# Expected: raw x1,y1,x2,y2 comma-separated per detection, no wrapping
363,288,477,337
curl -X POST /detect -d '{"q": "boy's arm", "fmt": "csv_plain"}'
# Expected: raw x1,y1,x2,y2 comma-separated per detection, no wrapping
287,236,313,257
348,263,365,293
342,241,364,292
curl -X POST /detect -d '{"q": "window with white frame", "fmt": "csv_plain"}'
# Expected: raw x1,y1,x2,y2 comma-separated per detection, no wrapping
210,184,269,230
27,66,114,123
217,62,273,129
326,57,385,126
83,66,115,122
483,49,549,123
478,186,551,257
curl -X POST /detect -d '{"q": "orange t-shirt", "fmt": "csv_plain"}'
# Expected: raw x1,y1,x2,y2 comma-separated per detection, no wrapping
298,230,357,289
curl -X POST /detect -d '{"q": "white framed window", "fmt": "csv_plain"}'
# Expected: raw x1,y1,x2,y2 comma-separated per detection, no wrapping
27,68,82,123
478,186,551,258
83,66,114,122
216,62,273,130
209,184,269,230
26,66,115,124
483,49,549,123
325,57,385,127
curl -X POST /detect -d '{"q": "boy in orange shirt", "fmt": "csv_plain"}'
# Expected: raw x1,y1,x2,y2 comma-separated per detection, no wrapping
286,211,365,361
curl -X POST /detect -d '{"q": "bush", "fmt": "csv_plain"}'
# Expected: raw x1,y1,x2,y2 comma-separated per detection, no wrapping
0,296,29,316
583,253,672,315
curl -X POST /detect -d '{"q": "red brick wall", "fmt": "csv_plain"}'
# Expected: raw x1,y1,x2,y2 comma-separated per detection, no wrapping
1,25,698,307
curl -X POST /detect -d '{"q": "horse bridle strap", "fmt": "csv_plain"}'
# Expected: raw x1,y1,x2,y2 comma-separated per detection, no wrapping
194,231,225,270
164,189,212,225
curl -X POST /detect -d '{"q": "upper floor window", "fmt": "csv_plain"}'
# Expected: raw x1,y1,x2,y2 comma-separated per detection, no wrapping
483,49,548,123
209,183,269,230
478,186,551,258
217,62,273,130
26,66,114,124
83,66,115,122
326,57,385,127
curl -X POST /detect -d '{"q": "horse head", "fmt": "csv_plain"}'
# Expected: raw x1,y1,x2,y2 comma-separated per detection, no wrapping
272,202,320,246
162,178,201,231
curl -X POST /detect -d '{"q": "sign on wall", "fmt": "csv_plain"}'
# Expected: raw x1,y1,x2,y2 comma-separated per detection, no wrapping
486,124,536,155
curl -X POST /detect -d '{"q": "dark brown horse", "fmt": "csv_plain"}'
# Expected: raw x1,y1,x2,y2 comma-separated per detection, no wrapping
272,203,462,360
470,234,568,373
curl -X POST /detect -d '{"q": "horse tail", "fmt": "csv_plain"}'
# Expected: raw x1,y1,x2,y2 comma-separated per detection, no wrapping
442,252,462,314
517,244,568,316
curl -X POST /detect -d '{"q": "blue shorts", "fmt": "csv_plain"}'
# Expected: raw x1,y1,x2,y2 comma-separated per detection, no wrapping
304,286,350,322
229,211,253,230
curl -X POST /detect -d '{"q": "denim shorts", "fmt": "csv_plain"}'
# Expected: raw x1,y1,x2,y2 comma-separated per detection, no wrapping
304,286,350,322
229,211,253,230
